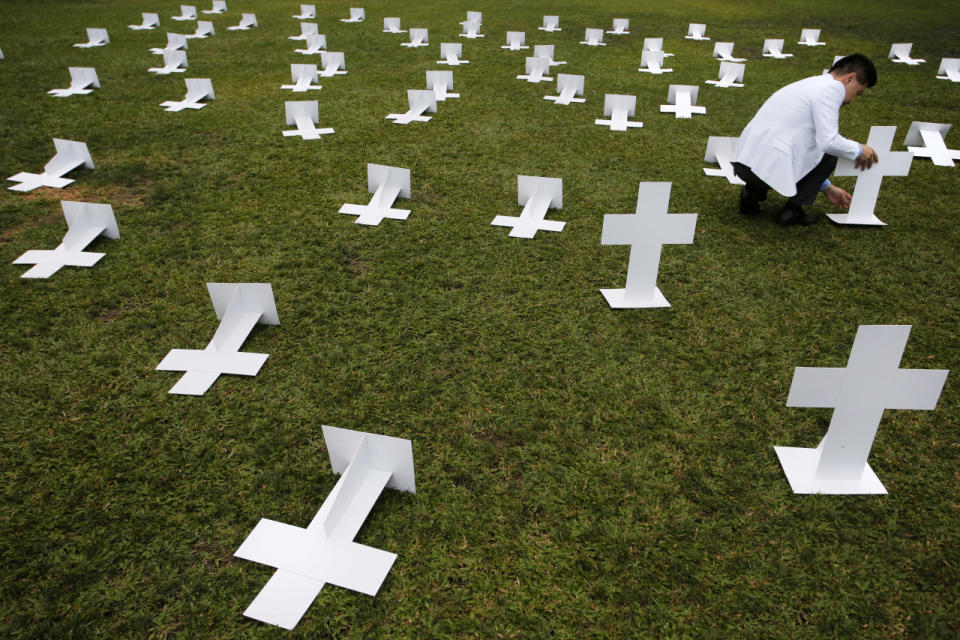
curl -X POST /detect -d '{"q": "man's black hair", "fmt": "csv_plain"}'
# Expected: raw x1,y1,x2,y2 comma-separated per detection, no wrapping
830,53,878,88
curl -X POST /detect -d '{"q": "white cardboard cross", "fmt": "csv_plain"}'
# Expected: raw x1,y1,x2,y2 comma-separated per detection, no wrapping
48,67,99,97
148,50,188,74
156,283,278,395
282,101,334,139
293,5,315,20
638,49,672,74
235,425,415,630
904,121,960,166
936,58,960,81
702,136,745,185
660,85,705,119
775,325,948,494
426,70,459,101
227,13,257,30
13,201,118,279
705,61,744,88
544,73,585,105
383,17,405,34
318,51,347,76
341,7,364,22
581,28,606,46
339,164,411,225
8,139,94,192
830,125,912,226
491,176,565,238
281,64,321,92
713,41,746,62
502,31,528,50
607,18,629,35
460,20,483,39
171,5,197,21
74,28,109,48
386,89,436,124
517,56,553,83
289,22,318,41
202,1,227,15
685,23,709,41
798,28,825,46
595,94,643,131
295,33,326,54
762,38,793,59
461,11,482,25
600,182,697,308
532,44,565,66
539,15,561,32
160,78,214,111
643,37,673,57
184,20,214,39
889,43,925,65
149,33,188,54
438,42,468,65
402,28,429,47
129,12,160,30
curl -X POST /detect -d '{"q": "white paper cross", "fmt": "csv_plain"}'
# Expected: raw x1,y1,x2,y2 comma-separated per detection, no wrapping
461,11,482,26
660,85,705,119
713,42,746,62
762,38,793,59
295,33,326,54
904,121,960,167
402,28,428,47
607,19,629,35
533,44,565,66
936,57,960,81
544,74,585,105
318,51,347,76
48,67,99,97
491,175,565,238
202,1,226,15
8,139,94,192
293,5,315,20
595,94,643,131
638,49,672,74
702,136,745,184
282,101,333,139
160,78,214,111
235,426,415,630
643,37,673,57
889,43,925,65
798,28,825,46
685,23,709,41
184,20,214,39
581,28,606,46
438,42,468,65
775,325,948,494
227,13,257,30
426,70,459,101
148,50,187,74
460,20,483,39
385,89,436,125
600,182,697,308
382,17,405,33
289,22,318,41
339,164,411,225
705,61,744,88
539,15,561,32
149,33,188,54
13,201,118,278
829,125,912,226
171,5,197,21
156,283,278,395
341,7,364,22
129,12,160,30
502,31,528,50
517,56,553,83
73,28,109,48
281,64,321,92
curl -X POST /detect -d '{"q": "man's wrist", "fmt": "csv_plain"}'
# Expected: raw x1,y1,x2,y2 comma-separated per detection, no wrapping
820,179,832,192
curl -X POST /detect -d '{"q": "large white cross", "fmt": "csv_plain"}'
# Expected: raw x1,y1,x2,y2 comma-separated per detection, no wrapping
155,283,278,395
491,175,565,238
829,125,913,226
339,163,411,225
13,201,118,278
8,138,94,192
775,325,948,494
600,182,697,308
235,426,415,630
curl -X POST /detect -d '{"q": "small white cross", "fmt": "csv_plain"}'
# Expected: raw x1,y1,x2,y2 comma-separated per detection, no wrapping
491,175,565,238
339,163,411,225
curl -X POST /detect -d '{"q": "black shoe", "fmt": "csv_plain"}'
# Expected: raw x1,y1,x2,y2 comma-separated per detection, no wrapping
739,187,761,215
778,203,818,226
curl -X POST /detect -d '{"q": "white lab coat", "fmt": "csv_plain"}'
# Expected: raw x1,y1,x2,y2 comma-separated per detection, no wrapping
734,74,861,196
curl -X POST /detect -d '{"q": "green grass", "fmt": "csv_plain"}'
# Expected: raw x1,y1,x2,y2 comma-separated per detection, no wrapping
1,1,958,638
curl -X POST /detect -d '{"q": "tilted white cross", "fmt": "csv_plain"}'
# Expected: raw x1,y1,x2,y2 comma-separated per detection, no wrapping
904,121,960,167
341,7,364,22
281,64,321,92
638,49,672,74
156,283,278,395
339,163,411,225
762,38,792,58
502,31,528,50
544,74,585,105
426,70,459,101
295,33,326,55
539,15,561,32
685,23,709,40
595,94,642,131
702,136,745,185
282,100,333,139
13,201,119,279
581,28,606,46
293,4,315,20
148,50,188,74
402,28,429,47
491,175,565,238
936,57,960,82
289,22,318,41
438,42,468,65
382,17,405,33
533,44,565,66
705,61,744,88
461,11,482,26
713,41,746,62
149,33,188,54
202,0,227,14
171,5,197,21
227,13,257,31
660,85,706,119
607,18,629,35
460,20,483,39
8,138,94,192
48,67,99,97
643,37,673,57
829,125,913,226
129,12,160,30
185,20,214,39
235,426,415,630
600,182,697,308
160,78,214,111
385,89,436,125
889,43,925,65
798,28,825,46
775,325,948,494
318,51,347,77
517,56,553,83
74,28,109,48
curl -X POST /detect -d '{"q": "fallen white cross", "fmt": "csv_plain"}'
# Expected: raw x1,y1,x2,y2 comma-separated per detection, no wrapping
426,70,459,101
48,67,99,97
318,51,347,77
281,64,322,92
643,37,673,57
171,5,197,21
13,201,118,279
227,13,257,30
293,5,315,20
438,42,468,65
532,44,565,66
502,31,528,50
491,175,565,238
713,41,746,62
903,121,960,166
149,33,188,54
294,33,326,54
539,15,561,32
638,49,672,74
8,139,93,192
386,90,436,124
705,61,744,88
607,18,629,35
543,73,585,105
595,94,643,131
339,164,412,225
185,20,214,39
282,100,333,139
460,20,484,39
936,57,960,81
289,22,318,41
202,1,227,14
889,43,924,65
685,23,709,41
74,28,109,48
160,78,214,111
762,38,793,59
660,84,706,119
341,7,364,22
129,12,160,30
402,28,428,47
581,28,605,46
383,17,405,33
235,425,416,630
148,49,188,74
517,56,553,83
798,28,825,46
702,136,745,184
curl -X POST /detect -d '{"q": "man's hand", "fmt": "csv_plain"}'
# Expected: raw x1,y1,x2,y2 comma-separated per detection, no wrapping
824,184,852,208
854,144,879,170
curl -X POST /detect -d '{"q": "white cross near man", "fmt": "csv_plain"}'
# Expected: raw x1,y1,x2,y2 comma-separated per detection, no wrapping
775,325,948,494
829,125,912,226
903,121,960,167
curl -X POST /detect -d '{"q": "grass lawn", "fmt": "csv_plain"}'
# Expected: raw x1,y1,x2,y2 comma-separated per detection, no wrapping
1,0,958,638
